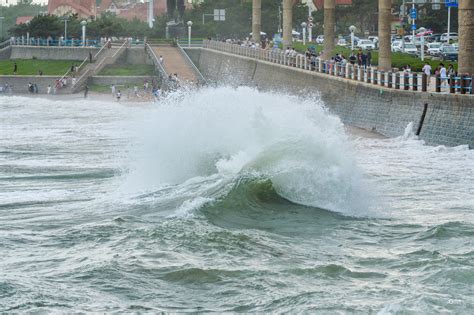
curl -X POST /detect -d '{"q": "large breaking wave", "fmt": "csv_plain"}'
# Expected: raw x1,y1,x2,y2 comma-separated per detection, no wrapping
121,87,371,217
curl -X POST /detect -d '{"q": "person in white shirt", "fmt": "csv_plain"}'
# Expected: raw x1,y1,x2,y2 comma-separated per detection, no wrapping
439,63,448,89
422,62,432,86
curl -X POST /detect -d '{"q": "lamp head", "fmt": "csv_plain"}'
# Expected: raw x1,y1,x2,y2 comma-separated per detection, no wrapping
187,21,193,27
349,25,356,33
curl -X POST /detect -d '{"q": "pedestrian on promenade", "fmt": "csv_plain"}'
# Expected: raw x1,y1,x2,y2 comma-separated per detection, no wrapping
367,51,372,67
111,84,116,97
439,63,448,89
422,62,432,86
361,52,367,69
84,85,89,98
71,64,75,73
159,55,164,65
116,90,121,102
13,62,17,75
47,85,52,94
89,52,93,63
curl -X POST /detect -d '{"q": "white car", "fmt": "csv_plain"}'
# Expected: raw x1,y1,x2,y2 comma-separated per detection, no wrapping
403,43,418,55
316,35,324,44
391,41,402,52
440,32,458,42
357,39,375,50
427,42,442,56
337,38,348,47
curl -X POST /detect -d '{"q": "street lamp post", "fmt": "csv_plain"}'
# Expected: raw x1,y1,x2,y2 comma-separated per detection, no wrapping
349,25,356,51
301,22,307,46
187,21,193,48
81,20,87,47
63,18,69,44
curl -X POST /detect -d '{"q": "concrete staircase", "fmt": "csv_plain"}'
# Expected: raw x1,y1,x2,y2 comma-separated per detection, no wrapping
151,46,203,85
55,42,127,94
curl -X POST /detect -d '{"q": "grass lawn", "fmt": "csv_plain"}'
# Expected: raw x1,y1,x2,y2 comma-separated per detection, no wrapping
0,59,82,75
291,42,458,72
98,64,155,76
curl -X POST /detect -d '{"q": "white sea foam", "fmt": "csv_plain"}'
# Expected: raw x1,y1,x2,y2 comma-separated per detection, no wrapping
122,86,373,217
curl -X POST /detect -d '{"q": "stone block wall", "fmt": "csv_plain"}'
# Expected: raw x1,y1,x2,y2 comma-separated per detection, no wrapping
9,46,99,61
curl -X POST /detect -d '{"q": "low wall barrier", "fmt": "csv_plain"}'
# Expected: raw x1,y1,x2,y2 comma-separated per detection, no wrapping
202,40,472,96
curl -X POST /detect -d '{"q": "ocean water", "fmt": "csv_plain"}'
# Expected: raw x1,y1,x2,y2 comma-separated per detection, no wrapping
0,87,473,313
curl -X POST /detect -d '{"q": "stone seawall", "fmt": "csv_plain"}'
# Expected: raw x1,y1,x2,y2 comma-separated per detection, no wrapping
0,76,57,94
9,46,99,60
89,76,155,86
186,48,474,148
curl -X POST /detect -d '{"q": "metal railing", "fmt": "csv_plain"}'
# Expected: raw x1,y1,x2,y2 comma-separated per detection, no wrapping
0,39,11,50
71,41,128,93
177,43,207,86
11,38,100,47
203,40,472,96
145,43,170,89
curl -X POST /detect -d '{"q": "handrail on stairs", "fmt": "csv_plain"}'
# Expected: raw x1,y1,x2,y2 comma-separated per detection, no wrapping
56,42,108,90
145,43,170,88
176,43,207,86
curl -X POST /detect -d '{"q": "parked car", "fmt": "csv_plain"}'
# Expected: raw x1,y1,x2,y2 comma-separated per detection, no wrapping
429,33,442,43
337,38,348,47
391,40,403,52
368,36,379,48
357,39,375,50
316,35,324,44
403,43,418,55
440,45,458,61
440,32,458,42
427,42,442,56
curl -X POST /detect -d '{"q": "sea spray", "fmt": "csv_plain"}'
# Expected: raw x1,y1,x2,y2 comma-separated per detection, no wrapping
122,86,372,216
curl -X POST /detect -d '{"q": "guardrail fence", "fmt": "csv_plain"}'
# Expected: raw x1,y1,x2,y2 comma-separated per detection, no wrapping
203,40,472,96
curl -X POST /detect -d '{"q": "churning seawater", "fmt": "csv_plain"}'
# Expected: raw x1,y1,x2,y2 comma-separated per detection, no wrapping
1,87,473,313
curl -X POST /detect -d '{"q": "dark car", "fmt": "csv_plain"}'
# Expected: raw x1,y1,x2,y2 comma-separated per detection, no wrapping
441,46,458,61
429,33,442,43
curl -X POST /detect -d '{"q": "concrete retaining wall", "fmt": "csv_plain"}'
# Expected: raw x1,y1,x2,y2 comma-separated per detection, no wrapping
187,48,474,148
89,76,156,86
9,46,99,60
0,46,11,59
0,75,57,94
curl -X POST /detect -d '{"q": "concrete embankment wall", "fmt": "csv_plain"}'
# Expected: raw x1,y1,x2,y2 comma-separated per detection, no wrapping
89,76,154,86
9,46,99,60
0,46,11,59
186,48,474,148
0,76,57,93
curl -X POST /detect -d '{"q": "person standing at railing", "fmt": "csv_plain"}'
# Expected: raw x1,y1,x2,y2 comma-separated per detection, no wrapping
422,62,432,87
440,63,448,89
13,62,17,75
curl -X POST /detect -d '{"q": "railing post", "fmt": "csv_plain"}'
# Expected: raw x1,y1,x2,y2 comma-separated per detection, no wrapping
379,71,384,86
304,57,307,70
388,71,393,88
435,75,441,92
422,73,427,92
460,75,467,95
404,73,409,90
318,59,323,72
449,75,455,94
357,65,362,81
395,72,400,89
413,73,418,91
345,63,350,78
373,70,378,85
